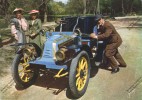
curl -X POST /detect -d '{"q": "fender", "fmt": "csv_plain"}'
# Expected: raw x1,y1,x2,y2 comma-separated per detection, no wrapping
10,43,42,57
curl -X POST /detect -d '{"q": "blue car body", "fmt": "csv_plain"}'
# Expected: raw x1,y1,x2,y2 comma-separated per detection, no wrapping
29,30,92,70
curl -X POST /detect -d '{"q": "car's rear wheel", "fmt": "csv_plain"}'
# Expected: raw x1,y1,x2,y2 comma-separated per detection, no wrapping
69,51,90,99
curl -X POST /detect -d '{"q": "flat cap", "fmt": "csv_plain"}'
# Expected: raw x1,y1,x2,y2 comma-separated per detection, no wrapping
94,14,103,21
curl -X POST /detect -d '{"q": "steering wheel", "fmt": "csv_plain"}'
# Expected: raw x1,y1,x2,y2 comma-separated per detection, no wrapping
73,28,82,36
55,19,67,25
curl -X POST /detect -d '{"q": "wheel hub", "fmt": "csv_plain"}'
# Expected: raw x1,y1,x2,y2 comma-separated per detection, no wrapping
80,70,85,78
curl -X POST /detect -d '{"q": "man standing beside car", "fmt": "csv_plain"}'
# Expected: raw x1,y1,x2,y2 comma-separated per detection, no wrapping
90,14,127,74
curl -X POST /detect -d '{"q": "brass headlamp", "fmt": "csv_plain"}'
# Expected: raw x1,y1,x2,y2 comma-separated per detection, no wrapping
55,48,67,61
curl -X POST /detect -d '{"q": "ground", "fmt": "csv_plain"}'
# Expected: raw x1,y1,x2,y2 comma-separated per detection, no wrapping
0,16,142,100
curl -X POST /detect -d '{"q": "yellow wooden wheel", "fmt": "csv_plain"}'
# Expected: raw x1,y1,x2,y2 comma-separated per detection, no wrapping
18,56,34,83
76,57,88,91
69,51,90,99
12,54,39,88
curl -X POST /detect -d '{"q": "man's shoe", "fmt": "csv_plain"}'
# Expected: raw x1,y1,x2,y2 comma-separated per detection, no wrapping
111,68,120,74
118,64,127,68
99,63,109,69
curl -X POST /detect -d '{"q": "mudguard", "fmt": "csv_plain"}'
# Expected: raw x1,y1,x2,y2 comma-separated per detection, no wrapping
10,43,42,57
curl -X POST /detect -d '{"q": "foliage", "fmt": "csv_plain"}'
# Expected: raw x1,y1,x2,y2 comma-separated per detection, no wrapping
65,0,97,15
64,0,142,16
48,2,65,15
65,0,83,15
0,0,142,22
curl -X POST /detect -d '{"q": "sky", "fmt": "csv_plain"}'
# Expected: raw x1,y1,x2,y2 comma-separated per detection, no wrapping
54,0,68,4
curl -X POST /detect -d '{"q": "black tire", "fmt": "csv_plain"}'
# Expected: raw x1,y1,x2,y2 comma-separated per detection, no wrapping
11,54,39,88
69,51,90,99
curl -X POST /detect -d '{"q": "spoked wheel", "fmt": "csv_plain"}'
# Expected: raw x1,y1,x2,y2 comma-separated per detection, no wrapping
12,54,39,88
69,51,90,99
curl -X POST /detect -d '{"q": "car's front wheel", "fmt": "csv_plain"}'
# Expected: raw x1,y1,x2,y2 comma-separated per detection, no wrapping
69,51,90,99
12,54,39,88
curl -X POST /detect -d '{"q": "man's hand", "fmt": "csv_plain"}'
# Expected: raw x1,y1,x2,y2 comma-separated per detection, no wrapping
90,33,97,39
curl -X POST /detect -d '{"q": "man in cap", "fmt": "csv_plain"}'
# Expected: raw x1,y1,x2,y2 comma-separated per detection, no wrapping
10,8,28,44
91,15,106,63
90,14,127,74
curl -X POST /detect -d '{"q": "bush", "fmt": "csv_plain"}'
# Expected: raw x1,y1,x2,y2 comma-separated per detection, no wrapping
0,19,8,28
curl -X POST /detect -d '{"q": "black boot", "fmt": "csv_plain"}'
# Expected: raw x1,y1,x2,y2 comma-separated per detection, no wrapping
111,68,119,74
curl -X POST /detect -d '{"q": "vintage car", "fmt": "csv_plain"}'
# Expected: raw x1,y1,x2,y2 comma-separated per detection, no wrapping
11,16,104,99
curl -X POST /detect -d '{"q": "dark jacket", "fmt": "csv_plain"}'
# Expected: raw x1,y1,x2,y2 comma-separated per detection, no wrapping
98,21,122,49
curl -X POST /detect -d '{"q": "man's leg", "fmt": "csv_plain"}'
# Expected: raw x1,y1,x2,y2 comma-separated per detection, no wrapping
105,49,119,73
105,49,118,68
99,51,109,68
114,50,127,67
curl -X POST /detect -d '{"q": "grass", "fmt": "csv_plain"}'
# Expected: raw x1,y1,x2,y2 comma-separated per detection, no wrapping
0,29,11,40
0,18,11,41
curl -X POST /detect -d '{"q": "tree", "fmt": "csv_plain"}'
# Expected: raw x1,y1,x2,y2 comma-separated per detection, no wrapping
1,0,142,22
0,0,9,16
65,0,98,15
49,2,65,15
83,0,86,15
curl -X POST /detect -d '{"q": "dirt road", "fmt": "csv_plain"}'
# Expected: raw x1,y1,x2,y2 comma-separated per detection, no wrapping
0,16,142,100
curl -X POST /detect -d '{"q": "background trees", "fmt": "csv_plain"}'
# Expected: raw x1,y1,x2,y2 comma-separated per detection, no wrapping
0,0,142,22
0,0,9,16
65,0,98,15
